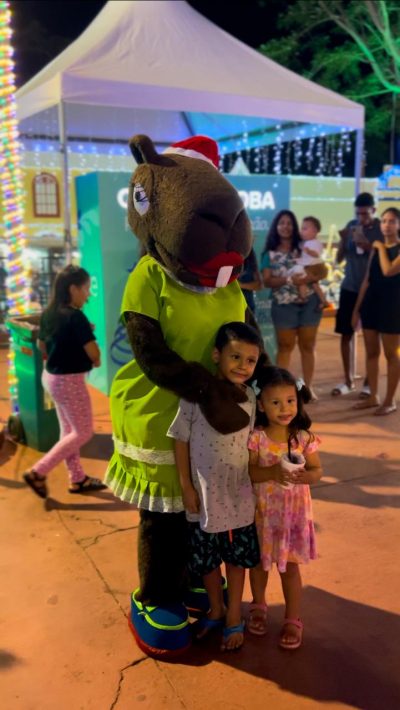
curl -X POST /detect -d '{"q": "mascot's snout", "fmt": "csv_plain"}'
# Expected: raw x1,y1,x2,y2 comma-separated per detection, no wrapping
186,250,244,288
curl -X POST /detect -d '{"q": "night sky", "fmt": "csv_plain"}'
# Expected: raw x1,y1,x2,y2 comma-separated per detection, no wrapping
12,0,289,87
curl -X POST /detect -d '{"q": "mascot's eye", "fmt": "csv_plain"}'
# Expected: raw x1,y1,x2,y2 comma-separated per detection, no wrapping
132,183,150,216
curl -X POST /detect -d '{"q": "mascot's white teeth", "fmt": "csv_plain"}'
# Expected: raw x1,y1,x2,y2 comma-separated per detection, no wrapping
216,265,233,288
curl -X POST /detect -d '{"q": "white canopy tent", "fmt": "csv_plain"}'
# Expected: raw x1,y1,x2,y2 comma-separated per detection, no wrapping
16,0,364,253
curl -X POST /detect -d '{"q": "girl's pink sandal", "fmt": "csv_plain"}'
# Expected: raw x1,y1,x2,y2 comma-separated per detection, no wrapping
248,603,268,636
279,618,303,650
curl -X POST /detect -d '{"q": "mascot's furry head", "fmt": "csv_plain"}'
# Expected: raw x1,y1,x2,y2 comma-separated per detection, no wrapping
128,134,252,288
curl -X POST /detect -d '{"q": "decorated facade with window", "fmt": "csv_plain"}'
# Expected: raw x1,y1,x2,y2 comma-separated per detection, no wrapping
32,172,60,218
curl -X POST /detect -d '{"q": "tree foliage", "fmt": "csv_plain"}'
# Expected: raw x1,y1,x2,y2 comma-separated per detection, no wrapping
258,0,400,166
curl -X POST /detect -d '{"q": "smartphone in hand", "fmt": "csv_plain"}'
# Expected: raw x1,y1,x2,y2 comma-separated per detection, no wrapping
352,225,366,254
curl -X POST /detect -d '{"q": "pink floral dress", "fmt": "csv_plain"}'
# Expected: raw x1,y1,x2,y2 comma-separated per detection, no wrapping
248,428,320,572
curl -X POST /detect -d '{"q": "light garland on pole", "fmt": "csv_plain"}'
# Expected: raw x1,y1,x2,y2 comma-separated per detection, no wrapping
0,0,29,409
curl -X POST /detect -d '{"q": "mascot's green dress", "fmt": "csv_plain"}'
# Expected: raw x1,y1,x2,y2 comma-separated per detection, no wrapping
105,134,255,657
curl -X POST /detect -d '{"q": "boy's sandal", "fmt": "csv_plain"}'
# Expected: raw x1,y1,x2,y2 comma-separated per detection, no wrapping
331,383,355,396
192,615,225,640
68,475,107,494
248,603,268,636
221,621,245,651
279,618,303,650
23,471,48,499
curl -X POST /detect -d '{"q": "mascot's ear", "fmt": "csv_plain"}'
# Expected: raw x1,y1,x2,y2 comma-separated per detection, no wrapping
129,134,175,167
129,135,161,165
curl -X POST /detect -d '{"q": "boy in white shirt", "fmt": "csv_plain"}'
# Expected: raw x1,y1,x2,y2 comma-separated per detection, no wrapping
168,322,262,652
287,216,328,309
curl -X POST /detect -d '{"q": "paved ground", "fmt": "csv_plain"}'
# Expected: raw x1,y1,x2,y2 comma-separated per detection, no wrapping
1,317,399,710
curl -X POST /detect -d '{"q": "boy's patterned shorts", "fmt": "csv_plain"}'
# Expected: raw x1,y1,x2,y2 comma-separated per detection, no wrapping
188,521,260,577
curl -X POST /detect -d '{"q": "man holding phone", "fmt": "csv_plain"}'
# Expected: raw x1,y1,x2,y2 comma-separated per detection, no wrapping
332,192,382,397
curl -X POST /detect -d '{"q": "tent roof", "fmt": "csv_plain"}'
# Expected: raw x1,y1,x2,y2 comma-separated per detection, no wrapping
16,0,364,142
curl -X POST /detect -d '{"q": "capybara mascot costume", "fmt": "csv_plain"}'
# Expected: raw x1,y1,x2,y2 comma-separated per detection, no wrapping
106,134,258,657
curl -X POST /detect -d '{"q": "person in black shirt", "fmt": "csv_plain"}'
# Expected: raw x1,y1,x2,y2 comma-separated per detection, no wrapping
23,266,107,498
332,192,381,397
351,208,400,416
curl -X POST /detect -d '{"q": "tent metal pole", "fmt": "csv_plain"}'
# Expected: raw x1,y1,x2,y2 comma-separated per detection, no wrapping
58,100,72,265
351,127,364,381
181,112,195,136
354,128,364,198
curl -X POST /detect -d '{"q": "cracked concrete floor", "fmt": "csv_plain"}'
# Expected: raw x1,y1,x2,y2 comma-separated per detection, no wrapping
1,319,400,710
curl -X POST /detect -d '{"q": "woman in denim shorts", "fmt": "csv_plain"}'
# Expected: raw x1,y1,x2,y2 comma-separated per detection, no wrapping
261,210,323,397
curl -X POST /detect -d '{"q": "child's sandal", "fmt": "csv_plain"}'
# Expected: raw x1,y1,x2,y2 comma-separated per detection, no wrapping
221,621,245,651
68,475,107,494
23,471,48,499
279,618,303,650
248,603,268,636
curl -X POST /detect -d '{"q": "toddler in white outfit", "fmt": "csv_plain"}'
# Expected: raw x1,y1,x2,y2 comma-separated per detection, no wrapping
287,216,328,308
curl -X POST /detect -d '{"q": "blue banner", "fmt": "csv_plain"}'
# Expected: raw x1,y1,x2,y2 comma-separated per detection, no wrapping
226,175,291,361
225,175,290,257
76,172,138,394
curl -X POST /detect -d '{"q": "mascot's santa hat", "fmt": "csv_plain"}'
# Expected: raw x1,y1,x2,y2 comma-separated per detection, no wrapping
164,135,220,168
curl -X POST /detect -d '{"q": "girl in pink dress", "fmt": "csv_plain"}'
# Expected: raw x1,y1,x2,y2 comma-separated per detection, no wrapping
247,366,322,650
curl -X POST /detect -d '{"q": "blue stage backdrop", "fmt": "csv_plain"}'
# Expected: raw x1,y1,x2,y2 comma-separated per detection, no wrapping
76,172,138,394
227,175,290,361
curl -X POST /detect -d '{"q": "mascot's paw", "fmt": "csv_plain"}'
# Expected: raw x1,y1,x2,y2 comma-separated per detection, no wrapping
129,589,191,658
184,576,228,616
201,380,250,434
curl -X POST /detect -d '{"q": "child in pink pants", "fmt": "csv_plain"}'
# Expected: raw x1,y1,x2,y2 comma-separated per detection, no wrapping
23,265,106,499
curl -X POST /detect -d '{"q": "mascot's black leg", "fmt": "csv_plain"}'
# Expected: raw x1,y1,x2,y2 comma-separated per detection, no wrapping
129,510,192,658
137,510,189,605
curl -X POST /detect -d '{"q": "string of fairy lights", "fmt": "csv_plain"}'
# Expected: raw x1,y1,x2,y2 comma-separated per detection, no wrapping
23,127,354,178
219,129,353,176
0,0,29,408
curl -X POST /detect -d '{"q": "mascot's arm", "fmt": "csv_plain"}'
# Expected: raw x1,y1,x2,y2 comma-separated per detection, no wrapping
125,311,250,434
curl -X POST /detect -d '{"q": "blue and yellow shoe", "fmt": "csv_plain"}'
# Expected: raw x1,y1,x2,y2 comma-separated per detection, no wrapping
184,577,228,615
129,589,191,658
